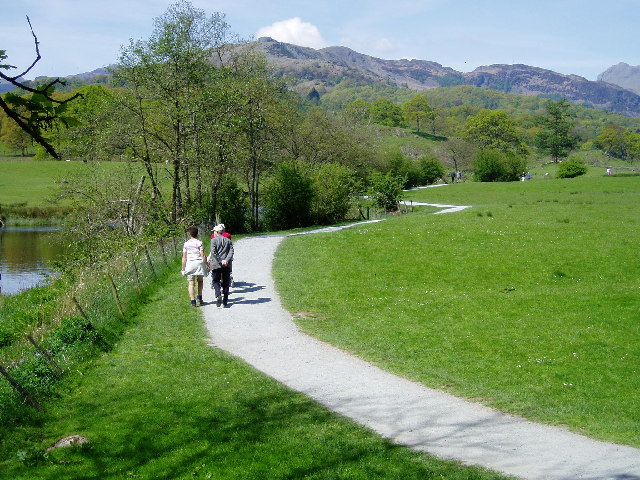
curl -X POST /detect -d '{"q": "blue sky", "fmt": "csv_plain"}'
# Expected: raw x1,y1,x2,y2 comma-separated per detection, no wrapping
3,0,639,81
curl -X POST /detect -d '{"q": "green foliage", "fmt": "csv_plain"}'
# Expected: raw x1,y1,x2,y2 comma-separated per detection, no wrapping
535,99,579,162
556,156,588,178
473,149,527,182
419,154,446,184
401,94,435,133
594,123,640,160
264,161,314,230
368,171,405,211
1,44,83,159
370,98,405,127
464,109,529,155
343,98,372,124
215,176,250,233
386,148,421,189
310,163,360,224
0,285,59,347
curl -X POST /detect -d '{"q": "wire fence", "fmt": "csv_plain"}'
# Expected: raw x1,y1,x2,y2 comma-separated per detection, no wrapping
0,236,183,421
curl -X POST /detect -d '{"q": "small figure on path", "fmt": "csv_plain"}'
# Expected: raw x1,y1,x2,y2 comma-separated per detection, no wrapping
181,226,210,307
450,171,456,183
209,224,234,307
456,170,461,182
210,223,234,287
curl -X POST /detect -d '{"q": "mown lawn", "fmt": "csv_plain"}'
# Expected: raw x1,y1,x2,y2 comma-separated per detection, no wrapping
0,272,513,480
274,175,640,447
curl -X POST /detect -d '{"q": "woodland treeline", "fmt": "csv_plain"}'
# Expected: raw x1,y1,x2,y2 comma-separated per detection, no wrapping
2,1,640,257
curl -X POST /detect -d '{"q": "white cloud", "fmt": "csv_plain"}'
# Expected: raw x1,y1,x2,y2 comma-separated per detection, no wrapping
256,17,328,48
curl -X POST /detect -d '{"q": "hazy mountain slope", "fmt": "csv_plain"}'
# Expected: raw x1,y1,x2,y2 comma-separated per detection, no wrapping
598,62,640,95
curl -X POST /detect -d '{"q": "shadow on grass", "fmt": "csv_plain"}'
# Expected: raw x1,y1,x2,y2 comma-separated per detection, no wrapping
27,384,510,480
412,131,448,142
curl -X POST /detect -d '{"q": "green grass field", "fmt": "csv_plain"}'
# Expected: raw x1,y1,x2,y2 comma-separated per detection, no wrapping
0,161,89,207
0,271,513,480
274,175,640,447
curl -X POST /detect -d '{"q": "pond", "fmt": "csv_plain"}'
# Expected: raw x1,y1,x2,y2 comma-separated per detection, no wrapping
0,226,64,296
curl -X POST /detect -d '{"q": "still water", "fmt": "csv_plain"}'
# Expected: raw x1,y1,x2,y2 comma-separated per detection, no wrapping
0,226,64,296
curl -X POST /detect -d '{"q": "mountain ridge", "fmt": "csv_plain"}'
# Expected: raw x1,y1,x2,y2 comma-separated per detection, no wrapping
255,37,640,117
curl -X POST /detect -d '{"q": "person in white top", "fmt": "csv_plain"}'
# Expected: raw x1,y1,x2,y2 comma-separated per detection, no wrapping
181,226,210,306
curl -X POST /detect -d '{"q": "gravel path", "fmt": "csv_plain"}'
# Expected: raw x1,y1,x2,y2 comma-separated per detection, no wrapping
201,220,640,480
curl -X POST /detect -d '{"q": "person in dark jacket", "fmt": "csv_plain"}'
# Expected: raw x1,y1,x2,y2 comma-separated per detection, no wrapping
208,224,234,307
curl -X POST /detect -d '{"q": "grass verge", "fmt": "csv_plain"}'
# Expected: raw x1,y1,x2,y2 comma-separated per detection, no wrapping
0,271,514,480
274,176,640,447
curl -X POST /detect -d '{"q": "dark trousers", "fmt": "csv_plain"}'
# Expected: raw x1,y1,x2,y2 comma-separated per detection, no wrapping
212,266,231,299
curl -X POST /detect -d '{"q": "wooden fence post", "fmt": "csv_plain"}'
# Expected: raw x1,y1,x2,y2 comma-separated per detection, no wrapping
72,296,91,324
131,258,142,295
144,246,156,277
108,274,125,318
26,334,64,376
0,365,42,411
159,239,168,265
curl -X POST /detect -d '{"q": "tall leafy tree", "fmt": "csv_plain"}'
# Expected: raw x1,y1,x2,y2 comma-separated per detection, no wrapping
535,99,579,163
116,0,232,221
595,123,640,160
402,94,435,133
464,109,529,156
370,98,404,127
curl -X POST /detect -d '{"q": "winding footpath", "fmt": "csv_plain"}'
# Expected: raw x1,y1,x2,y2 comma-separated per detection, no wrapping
201,207,640,480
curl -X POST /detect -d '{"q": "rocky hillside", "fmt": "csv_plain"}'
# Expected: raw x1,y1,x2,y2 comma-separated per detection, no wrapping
256,37,640,117
598,62,640,95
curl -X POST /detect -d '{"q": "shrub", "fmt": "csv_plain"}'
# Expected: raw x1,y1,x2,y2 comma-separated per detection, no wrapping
263,161,314,230
310,163,359,225
418,154,445,185
473,149,527,182
368,171,405,211
557,157,588,178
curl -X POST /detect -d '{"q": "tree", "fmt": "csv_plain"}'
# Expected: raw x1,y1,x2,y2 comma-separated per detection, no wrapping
440,138,476,173
116,0,233,221
370,98,404,127
232,49,292,231
535,99,579,163
343,99,372,125
594,123,639,160
464,109,529,156
402,94,435,133
385,148,420,189
0,18,82,159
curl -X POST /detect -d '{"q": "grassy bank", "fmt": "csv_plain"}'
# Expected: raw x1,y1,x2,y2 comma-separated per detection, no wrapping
0,270,514,480
274,176,640,447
